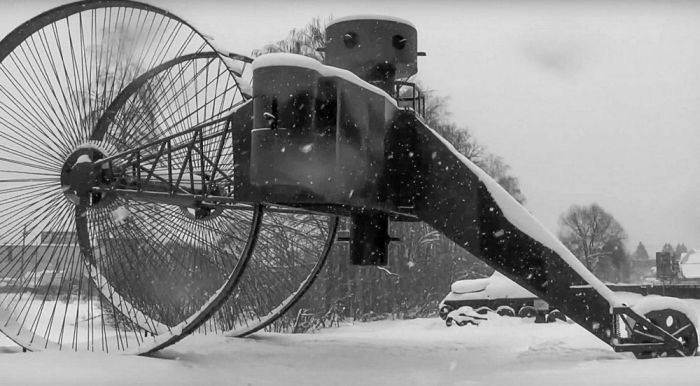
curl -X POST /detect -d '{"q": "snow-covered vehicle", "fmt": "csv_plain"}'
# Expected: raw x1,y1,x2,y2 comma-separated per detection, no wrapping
439,272,566,323
23,270,64,289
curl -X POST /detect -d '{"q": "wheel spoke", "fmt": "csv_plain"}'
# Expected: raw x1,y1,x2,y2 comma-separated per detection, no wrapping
672,323,692,337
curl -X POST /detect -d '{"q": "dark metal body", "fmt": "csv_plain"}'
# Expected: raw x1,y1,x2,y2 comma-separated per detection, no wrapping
232,60,660,351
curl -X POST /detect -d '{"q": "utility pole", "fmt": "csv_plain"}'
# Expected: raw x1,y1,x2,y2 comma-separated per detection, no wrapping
21,224,25,275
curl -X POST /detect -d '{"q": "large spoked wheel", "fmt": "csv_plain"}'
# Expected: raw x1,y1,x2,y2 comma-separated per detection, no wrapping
76,48,252,345
88,49,340,339
0,0,254,353
632,309,699,359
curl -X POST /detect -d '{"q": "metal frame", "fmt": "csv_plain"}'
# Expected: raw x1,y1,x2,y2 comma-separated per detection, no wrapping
79,44,697,359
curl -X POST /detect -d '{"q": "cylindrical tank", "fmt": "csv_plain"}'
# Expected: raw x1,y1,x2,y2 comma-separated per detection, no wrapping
250,57,337,197
324,16,418,91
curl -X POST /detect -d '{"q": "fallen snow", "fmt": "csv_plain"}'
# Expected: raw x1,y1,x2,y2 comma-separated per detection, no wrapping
615,292,700,328
449,271,536,299
329,14,416,28
111,205,131,224
2,315,700,385
251,53,398,107
450,276,490,294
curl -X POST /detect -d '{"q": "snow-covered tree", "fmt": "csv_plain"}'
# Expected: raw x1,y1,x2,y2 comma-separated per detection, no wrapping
478,154,526,204
252,16,328,62
662,243,675,255
597,239,630,282
675,243,688,258
632,242,650,261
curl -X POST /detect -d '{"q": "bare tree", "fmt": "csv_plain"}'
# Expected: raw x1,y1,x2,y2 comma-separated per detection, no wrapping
558,203,627,272
478,154,526,204
434,123,486,162
252,16,329,61
599,239,630,282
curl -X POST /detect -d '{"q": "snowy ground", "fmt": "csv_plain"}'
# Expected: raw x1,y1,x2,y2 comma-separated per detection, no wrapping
2,314,700,386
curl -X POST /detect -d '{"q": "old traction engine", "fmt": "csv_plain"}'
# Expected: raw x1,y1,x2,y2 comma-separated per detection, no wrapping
0,0,696,358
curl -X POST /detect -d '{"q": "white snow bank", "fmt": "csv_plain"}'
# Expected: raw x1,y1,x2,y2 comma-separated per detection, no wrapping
482,272,537,299
629,295,699,327
449,271,536,300
450,277,490,294
4,316,700,386
329,14,416,28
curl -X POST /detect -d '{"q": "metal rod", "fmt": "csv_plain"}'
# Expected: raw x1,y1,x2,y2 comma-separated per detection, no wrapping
95,113,233,166
143,142,167,186
167,141,173,195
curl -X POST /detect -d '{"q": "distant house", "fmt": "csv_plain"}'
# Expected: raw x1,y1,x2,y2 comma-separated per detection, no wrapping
39,230,77,245
629,258,656,283
1,231,81,279
679,249,700,279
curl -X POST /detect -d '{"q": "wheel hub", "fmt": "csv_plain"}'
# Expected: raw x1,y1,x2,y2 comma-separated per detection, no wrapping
60,145,112,207
180,204,223,221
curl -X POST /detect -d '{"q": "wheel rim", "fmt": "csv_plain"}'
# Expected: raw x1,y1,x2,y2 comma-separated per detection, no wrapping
0,0,251,353
496,306,514,317
223,206,338,337
518,306,536,318
546,309,565,323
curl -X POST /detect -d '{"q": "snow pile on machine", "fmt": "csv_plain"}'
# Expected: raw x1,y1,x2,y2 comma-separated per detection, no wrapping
448,271,535,299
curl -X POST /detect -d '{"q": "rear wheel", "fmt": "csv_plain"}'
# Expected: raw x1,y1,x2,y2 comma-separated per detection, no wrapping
632,309,698,359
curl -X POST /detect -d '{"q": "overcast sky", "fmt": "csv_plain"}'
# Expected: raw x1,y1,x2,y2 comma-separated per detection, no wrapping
3,0,699,253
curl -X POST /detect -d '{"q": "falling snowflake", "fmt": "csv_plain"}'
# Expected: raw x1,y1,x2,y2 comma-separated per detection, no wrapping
300,143,314,153
112,206,131,225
